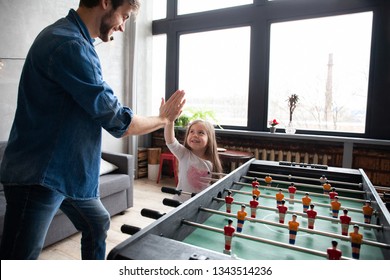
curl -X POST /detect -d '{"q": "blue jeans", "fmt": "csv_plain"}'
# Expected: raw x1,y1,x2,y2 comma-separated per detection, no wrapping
0,185,110,260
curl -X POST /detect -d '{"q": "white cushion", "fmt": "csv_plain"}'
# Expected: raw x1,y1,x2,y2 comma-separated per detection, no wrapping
100,158,118,176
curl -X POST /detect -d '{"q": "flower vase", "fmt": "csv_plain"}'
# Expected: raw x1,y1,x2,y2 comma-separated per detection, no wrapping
270,126,276,133
285,121,296,134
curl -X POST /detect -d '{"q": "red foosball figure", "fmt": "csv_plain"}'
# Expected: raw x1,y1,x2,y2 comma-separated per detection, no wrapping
340,208,352,236
225,191,234,213
306,204,317,229
249,195,259,218
288,214,299,245
329,187,338,201
330,196,341,219
224,219,235,254
236,204,247,233
302,193,311,213
350,225,363,259
275,189,284,207
323,180,332,195
252,177,260,188
277,200,288,224
288,183,297,204
327,240,342,260
265,174,272,186
362,200,374,224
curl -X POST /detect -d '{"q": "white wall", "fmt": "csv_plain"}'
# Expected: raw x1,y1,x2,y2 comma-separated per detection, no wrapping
0,0,134,154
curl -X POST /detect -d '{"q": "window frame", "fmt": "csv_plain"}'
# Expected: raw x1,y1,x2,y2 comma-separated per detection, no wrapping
152,0,389,139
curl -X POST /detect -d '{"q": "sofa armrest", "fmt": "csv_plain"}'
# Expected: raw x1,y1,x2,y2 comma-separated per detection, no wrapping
101,151,134,178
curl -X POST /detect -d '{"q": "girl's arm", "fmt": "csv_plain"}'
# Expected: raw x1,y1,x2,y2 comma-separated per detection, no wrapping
164,121,176,145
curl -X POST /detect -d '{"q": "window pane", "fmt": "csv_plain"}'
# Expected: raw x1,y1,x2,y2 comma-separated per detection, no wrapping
179,27,250,127
268,12,373,133
178,0,252,15
153,0,167,20
152,34,167,114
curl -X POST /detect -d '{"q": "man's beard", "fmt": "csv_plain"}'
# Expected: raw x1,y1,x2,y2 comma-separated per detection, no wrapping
99,10,114,42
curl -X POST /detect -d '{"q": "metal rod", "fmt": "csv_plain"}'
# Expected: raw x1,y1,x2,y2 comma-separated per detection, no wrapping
235,180,366,203
227,187,363,213
199,207,390,249
248,170,362,187
242,175,366,195
212,197,382,230
181,219,351,260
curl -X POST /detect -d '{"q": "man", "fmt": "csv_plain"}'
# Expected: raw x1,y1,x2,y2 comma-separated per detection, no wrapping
0,0,185,260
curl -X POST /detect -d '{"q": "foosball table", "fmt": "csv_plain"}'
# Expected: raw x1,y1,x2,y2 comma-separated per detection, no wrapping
107,159,390,260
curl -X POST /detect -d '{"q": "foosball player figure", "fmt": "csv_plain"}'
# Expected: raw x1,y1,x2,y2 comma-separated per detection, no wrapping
302,193,312,213
362,200,374,224
320,174,327,184
252,185,260,200
288,183,297,204
322,180,332,195
349,224,363,259
236,204,247,233
225,191,234,213
275,188,285,207
330,196,341,219
249,195,259,218
277,200,288,224
306,204,317,229
224,219,235,255
340,208,352,236
265,174,272,186
288,214,299,245
252,177,260,188
329,187,338,201
327,240,342,260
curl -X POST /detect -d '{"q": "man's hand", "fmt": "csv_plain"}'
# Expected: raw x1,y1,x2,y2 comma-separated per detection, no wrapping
159,90,186,123
123,90,186,136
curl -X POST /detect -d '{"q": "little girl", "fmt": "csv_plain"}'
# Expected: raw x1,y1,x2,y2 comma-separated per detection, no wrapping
164,119,222,201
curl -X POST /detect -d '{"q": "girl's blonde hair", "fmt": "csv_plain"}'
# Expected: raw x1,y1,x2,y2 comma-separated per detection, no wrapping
183,119,222,174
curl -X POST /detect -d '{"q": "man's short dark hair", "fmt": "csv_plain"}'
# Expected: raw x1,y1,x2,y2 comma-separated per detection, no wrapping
79,0,140,11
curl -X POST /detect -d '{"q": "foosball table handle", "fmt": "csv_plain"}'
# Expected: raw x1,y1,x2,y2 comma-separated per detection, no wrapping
163,198,182,208
141,208,165,219
121,224,141,235
161,186,181,195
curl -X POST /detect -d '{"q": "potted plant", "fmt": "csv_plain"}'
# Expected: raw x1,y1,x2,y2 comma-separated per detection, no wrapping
285,94,299,134
268,119,279,133
175,109,222,129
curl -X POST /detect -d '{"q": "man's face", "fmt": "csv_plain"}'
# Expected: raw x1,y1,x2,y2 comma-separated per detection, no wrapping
99,2,133,42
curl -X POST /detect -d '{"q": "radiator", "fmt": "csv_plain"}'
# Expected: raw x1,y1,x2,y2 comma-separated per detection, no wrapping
223,146,331,165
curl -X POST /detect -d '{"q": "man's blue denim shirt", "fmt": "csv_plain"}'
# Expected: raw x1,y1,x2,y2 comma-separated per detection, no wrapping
0,10,133,199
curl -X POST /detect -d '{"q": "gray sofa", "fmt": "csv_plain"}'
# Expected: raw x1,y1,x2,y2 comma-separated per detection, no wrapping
0,141,134,248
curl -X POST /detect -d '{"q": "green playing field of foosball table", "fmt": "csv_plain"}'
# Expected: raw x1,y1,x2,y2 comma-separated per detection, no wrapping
183,179,386,260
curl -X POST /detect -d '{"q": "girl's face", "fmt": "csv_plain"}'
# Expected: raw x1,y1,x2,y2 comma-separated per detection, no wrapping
186,122,209,153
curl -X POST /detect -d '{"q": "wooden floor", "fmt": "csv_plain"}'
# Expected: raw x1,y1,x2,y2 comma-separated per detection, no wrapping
38,177,176,260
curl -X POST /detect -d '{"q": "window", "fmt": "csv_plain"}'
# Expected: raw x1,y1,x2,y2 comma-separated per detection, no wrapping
268,12,373,133
179,27,250,126
153,0,387,138
153,0,167,20
178,0,252,15
151,34,167,115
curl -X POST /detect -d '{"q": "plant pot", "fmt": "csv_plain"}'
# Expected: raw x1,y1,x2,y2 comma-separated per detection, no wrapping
270,126,276,133
285,121,296,134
